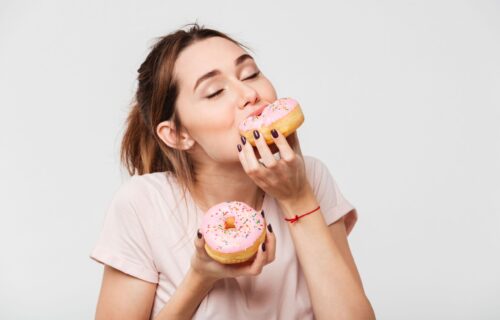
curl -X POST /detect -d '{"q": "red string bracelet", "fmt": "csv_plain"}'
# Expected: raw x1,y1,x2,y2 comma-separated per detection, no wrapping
285,205,321,224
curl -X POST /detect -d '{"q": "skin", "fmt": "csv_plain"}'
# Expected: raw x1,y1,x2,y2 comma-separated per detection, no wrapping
95,37,375,319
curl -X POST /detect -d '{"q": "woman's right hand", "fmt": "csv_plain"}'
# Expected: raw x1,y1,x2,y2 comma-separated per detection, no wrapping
190,224,276,282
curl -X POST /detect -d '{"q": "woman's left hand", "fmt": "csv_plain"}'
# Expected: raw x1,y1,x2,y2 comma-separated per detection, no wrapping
237,129,311,203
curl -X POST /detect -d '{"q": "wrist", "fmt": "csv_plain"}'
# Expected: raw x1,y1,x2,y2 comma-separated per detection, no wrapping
188,267,218,288
278,185,319,219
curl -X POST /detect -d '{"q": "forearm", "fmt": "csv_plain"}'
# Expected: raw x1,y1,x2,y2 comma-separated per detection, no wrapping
279,188,374,320
154,268,217,320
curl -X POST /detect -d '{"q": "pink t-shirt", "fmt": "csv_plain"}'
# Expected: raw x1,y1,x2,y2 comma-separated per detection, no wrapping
90,155,358,319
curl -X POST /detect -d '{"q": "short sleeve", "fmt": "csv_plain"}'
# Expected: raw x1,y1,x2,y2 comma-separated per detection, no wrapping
304,156,358,235
89,180,159,283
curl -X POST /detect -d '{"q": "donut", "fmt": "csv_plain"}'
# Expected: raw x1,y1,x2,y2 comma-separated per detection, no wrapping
200,201,266,264
239,97,304,146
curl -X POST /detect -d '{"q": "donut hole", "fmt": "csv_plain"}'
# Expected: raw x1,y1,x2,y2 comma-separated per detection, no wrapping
224,216,236,230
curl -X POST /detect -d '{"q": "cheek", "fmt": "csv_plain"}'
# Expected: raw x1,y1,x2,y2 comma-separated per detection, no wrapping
198,106,235,131
185,103,239,146
196,121,242,162
259,77,278,101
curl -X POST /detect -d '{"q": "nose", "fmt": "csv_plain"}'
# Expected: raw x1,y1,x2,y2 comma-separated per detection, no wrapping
237,82,260,109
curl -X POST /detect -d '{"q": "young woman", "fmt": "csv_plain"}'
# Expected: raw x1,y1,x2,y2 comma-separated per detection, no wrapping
90,24,375,320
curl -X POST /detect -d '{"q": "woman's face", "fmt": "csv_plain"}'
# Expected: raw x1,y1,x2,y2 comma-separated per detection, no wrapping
172,36,277,163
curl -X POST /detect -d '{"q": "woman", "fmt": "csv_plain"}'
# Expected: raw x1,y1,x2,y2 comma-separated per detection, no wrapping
90,23,375,319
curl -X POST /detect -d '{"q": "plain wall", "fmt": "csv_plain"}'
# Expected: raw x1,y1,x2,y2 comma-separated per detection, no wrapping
1,0,499,319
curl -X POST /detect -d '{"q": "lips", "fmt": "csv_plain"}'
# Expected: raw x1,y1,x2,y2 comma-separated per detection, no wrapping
239,103,271,131
249,104,269,117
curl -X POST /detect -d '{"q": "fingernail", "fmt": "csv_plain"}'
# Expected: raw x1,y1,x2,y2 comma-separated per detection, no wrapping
271,129,279,138
262,242,266,252
261,210,265,218
253,130,260,139
267,223,273,233
237,144,242,152
197,229,202,239
241,136,246,145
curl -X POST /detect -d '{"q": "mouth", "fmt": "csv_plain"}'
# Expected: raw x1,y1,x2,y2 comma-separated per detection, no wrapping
249,104,269,117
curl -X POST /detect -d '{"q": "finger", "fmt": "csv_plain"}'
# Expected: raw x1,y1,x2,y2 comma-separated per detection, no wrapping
242,241,268,276
252,130,277,168
237,143,249,172
194,229,210,260
270,129,296,162
264,223,276,264
240,135,261,173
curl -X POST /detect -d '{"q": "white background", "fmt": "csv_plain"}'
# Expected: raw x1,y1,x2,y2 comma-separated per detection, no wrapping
1,0,499,319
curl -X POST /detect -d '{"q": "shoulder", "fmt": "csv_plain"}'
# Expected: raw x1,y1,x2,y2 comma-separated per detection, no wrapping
128,171,171,194
112,171,181,211
303,155,332,182
128,171,179,194
303,155,323,170
302,155,340,198
302,155,358,230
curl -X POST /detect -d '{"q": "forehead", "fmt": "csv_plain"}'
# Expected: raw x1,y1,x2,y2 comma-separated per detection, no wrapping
173,37,247,89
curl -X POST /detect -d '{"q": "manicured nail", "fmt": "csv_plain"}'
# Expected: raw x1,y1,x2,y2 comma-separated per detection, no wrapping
271,129,279,138
262,242,266,252
267,223,273,233
261,210,265,218
237,144,242,152
197,229,202,239
253,130,260,139
241,136,246,145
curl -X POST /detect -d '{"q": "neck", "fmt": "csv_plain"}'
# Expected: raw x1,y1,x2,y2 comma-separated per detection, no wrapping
190,161,264,213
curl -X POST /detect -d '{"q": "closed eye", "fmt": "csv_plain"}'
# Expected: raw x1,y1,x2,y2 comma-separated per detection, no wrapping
244,71,260,80
206,89,224,99
205,71,260,99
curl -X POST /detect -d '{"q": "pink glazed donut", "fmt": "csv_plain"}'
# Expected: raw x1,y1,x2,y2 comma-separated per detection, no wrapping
201,201,266,264
239,97,304,146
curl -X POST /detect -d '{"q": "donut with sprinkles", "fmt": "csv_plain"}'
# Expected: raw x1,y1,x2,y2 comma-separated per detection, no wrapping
201,201,266,264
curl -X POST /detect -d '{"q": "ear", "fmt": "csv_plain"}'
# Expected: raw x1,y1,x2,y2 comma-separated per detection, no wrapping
156,120,195,150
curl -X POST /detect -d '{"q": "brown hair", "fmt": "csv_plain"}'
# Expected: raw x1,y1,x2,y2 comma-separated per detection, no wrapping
120,23,249,192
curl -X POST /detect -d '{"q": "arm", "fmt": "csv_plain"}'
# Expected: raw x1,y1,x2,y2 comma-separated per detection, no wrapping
95,266,156,320
279,188,375,320
95,266,217,320
237,129,375,319
96,227,277,320
153,268,217,320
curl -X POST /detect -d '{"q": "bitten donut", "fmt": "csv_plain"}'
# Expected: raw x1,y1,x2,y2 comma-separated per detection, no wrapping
201,201,266,264
239,97,304,146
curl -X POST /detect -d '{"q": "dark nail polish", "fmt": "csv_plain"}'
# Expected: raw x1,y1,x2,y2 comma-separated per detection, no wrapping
253,130,260,139
267,224,273,233
261,210,265,218
241,136,246,145
271,129,279,138
262,242,266,252
237,144,242,152
197,229,202,239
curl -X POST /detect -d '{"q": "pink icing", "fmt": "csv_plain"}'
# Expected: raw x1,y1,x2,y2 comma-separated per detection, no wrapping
201,201,265,254
239,97,299,131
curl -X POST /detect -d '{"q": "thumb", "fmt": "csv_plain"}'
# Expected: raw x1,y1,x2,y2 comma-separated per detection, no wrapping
194,228,208,257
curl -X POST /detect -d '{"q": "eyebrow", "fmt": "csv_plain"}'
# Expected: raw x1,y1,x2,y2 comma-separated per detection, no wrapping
193,53,254,92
